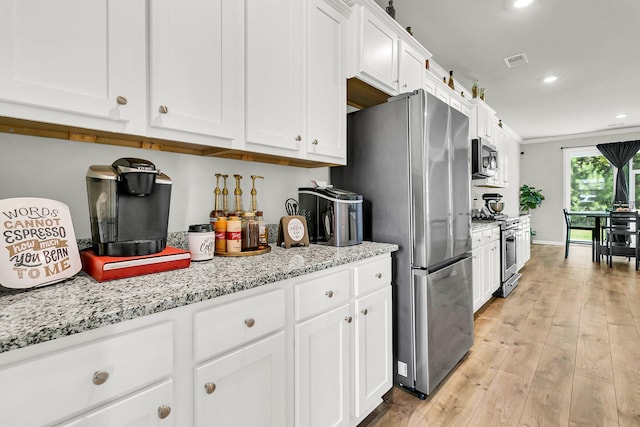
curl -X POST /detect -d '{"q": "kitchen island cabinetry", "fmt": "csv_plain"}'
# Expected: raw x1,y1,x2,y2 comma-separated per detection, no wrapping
0,243,396,427
147,0,242,147
0,0,146,135
471,225,501,313
245,0,350,163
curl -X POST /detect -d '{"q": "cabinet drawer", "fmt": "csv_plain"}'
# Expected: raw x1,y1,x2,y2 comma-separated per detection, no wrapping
295,269,350,321
353,257,391,296
0,322,173,427
490,227,501,241
194,289,285,361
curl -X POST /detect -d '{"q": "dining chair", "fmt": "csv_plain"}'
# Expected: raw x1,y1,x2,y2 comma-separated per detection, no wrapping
563,209,597,259
602,210,640,269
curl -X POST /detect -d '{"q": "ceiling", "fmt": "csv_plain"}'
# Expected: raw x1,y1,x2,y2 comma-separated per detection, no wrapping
374,0,640,141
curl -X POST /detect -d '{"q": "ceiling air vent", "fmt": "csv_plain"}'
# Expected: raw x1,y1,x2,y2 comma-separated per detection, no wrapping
504,53,529,68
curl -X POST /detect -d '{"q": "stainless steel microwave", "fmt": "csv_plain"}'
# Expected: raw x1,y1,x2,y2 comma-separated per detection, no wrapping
472,138,498,178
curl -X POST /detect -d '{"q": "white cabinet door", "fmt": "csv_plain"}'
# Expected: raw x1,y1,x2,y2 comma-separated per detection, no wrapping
0,0,145,133
398,40,425,93
148,0,242,145
357,7,398,94
306,0,346,161
296,304,351,427
354,287,392,419
485,240,501,302
245,0,304,154
63,380,174,427
194,333,286,427
471,247,484,313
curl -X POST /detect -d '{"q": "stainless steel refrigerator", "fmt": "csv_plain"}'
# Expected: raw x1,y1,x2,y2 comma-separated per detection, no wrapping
331,89,473,397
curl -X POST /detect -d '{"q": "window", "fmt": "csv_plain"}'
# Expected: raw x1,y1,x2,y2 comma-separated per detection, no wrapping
563,147,614,241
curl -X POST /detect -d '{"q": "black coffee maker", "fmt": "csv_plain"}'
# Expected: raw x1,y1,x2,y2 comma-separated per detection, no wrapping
86,158,172,256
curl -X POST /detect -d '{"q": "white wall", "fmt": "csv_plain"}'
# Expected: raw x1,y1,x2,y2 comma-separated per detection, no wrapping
0,133,329,239
520,129,640,244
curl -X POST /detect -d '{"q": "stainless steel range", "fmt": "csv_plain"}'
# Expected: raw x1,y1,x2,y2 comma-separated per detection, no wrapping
495,217,521,298
475,193,521,298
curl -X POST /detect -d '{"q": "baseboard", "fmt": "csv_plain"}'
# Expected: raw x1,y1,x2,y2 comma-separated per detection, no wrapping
532,240,563,246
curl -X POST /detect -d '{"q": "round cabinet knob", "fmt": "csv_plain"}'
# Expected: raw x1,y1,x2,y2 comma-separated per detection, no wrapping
159,105,169,114
204,382,217,394
295,135,302,142
116,96,128,105
403,83,407,88
375,273,383,279
92,370,109,385
325,290,334,298
345,316,353,323
312,139,319,145
361,308,368,315
157,405,171,419
245,318,255,328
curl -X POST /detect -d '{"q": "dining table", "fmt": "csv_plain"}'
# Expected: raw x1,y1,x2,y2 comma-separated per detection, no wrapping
566,211,609,262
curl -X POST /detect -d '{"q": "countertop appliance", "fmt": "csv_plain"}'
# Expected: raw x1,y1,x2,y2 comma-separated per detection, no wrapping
298,187,363,246
331,89,473,398
472,137,498,179
86,158,172,256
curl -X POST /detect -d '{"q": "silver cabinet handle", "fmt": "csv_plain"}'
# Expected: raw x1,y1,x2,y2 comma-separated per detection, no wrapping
159,105,169,114
375,273,382,279
157,405,171,419
312,139,319,145
295,135,302,141
116,96,128,105
325,290,334,298
361,308,368,315
92,370,109,385
345,316,353,323
204,382,217,394
245,318,255,328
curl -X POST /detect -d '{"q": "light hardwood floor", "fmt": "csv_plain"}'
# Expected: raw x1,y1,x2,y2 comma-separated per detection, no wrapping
359,244,640,427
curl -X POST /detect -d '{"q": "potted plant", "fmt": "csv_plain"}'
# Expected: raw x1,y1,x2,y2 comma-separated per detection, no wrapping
520,184,545,214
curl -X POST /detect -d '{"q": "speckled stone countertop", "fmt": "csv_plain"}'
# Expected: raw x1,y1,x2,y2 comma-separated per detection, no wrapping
0,241,397,354
472,220,500,231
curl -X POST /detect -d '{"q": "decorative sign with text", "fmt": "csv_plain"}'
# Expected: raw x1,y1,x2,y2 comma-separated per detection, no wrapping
277,215,309,249
0,198,81,289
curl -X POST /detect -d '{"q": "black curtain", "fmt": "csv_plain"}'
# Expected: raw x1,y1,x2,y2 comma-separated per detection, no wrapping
596,140,640,202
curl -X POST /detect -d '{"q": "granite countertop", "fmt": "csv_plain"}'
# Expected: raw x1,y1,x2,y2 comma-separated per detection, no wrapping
472,220,500,231
0,242,398,354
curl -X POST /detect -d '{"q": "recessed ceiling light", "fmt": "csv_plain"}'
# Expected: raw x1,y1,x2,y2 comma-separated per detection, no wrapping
543,76,558,83
616,113,627,119
514,0,533,8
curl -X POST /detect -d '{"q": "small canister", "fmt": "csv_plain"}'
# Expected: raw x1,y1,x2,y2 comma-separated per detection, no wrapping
188,224,215,261
226,216,242,253
214,216,227,253
241,212,259,251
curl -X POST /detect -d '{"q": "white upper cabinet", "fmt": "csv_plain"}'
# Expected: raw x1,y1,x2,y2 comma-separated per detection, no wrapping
354,6,399,94
0,0,146,134
245,0,304,155
346,1,431,97
245,0,349,163
306,0,348,161
148,0,243,146
398,40,425,93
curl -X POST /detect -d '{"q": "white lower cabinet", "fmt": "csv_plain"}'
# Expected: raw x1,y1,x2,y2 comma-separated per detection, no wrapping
0,255,392,427
353,286,392,420
296,304,351,427
517,216,531,270
195,333,286,427
472,226,501,312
